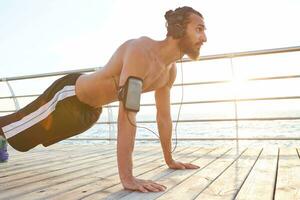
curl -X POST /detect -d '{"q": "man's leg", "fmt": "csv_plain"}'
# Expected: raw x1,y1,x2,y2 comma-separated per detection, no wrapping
1,73,101,152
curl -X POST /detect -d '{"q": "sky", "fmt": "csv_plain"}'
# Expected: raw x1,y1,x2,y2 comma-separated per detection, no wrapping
0,0,300,77
0,0,300,116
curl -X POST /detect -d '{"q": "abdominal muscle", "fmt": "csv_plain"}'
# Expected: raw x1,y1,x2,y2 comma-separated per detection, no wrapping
75,71,120,108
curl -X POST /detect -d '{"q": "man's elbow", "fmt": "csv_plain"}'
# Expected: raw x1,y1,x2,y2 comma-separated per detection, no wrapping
156,114,172,125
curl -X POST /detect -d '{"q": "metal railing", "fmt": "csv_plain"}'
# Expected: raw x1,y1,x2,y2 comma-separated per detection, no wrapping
1,46,300,141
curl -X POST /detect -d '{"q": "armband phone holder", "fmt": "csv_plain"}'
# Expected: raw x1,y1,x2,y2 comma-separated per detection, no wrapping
118,76,143,112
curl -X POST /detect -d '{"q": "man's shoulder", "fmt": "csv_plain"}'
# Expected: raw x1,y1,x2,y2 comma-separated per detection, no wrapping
123,37,154,58
125,36,154,50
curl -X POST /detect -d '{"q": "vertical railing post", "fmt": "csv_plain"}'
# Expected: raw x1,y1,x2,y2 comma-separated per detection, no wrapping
3,79,20,111
230,56,240,191
107,106,115,142
230,57,239,141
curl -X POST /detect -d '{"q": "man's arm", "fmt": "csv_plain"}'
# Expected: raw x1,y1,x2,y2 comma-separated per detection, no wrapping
117,42,166,193
155,64,199,169
155,82,173,165
117,103,136,182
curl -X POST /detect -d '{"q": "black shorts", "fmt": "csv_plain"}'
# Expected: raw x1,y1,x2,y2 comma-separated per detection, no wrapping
0,73,102,152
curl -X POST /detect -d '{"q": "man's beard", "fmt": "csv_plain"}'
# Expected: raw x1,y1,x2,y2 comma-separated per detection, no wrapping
178,35,200,60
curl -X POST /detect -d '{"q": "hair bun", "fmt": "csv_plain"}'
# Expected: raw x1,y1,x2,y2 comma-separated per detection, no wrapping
164,10,174,20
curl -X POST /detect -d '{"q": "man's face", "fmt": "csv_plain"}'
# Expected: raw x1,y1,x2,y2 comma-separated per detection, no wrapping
179,13,207,60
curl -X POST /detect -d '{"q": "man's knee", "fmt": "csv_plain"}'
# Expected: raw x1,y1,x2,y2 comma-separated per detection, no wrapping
7,138,38,152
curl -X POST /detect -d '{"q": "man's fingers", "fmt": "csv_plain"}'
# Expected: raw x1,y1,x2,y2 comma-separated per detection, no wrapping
147,180,167,189
144,182,167,192
135,179,167,193
178,163,186,169
169,162,185,169
138,186,149,193
159,183,167,189
144,184,160,192
150,183,167,191
184,163,200,169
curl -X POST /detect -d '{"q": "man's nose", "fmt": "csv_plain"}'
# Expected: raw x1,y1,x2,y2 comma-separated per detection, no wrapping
202,32,207,43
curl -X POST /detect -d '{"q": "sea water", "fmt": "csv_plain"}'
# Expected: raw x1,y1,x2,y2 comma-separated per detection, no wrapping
62,111,300,148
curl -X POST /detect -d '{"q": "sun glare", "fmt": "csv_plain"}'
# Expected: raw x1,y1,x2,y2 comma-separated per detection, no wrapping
230,76,249,98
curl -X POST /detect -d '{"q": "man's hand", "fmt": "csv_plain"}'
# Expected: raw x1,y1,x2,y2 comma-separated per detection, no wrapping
121,177,167,193
167,160,200,169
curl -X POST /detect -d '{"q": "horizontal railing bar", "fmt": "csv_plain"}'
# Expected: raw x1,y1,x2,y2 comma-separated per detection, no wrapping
1,46,300,82
1,96,300,112
0,111,14,113
174,80,230,86
1,74,300,100
67,137,300,141
0,94,39,99
2,95,300,106
173,74,300,87
96,117,300,124
137,96,300,107
182,45,300,62
0,67,100,82
249,75,300,81
101,96,300,108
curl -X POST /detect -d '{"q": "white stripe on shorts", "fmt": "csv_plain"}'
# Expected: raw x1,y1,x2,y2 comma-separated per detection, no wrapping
2,85,76,139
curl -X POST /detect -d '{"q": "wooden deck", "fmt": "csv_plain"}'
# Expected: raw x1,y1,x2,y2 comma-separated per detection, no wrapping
0,143,300,200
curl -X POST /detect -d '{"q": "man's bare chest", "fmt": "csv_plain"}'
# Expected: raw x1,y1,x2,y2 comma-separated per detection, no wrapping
143,64,170,92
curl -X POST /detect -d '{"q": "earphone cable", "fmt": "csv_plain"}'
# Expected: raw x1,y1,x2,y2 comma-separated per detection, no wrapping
171,50,184,153
126,111,160,138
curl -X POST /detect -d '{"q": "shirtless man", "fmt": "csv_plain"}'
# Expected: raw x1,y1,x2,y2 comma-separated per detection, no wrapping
0,6,207,192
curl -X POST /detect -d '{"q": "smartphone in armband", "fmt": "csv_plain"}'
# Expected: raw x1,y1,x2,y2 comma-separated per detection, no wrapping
118,76,143,112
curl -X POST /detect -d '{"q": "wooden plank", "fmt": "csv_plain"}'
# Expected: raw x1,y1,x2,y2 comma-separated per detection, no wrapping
113,148,236,200
2,144,74,165
11,146,191,200
85,149,225,199
1,144,154,179
2,143,116,169
0,146,155,183
46,147,208,200
6,143,68,155
275,148,300,200
0,145,116,182
0,145,174,199
0,144,115,173
149,148,245,200
4,146,298,200
235,148,278,200
101,147,215,200
5,143,84,159
3,144,153,172
194,148,262,200
0,145,157,192
0,150,118,192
